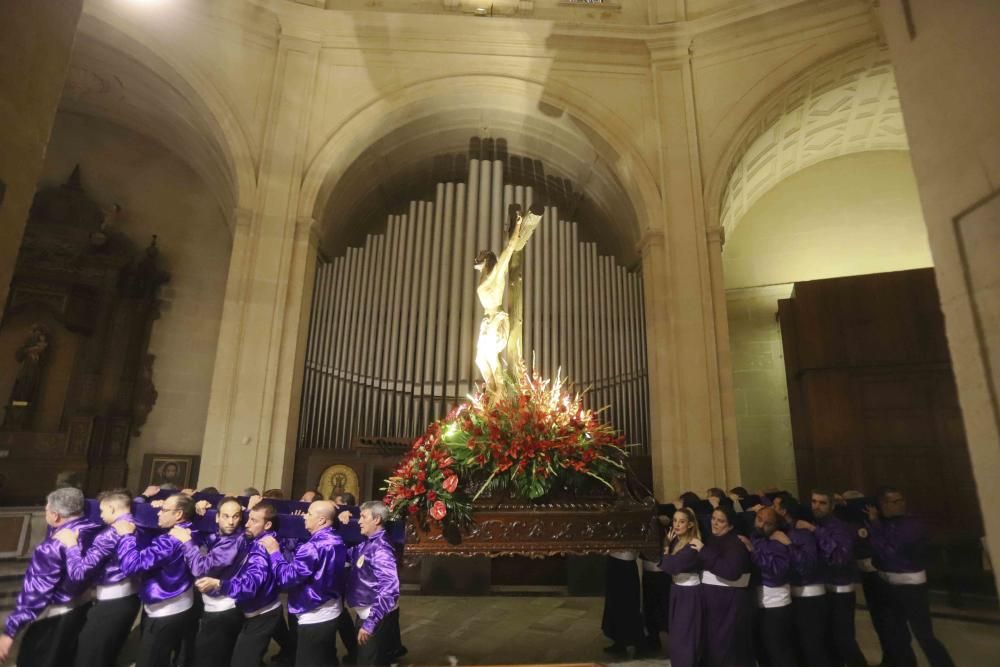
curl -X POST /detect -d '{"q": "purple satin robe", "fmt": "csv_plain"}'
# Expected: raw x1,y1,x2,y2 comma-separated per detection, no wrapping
749,534,791,587
116,520,195,604
699,531,753,667
181,531,246,579
345,529,400,633
660,540,703,667
220,531,280,614
868,515,928,573
65,513,134,586
270,526,346,615
4,516,102,638
814,516,858,585
787,526,822,586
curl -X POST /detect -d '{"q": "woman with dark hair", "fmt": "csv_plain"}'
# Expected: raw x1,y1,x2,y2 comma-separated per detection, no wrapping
699,506,753,667
660,508,704,667
678,491,701,509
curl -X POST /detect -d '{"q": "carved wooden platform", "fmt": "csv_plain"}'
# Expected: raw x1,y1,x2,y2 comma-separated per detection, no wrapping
404,498,660,558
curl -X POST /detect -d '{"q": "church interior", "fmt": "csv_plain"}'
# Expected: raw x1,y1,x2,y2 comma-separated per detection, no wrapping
2,0,999,665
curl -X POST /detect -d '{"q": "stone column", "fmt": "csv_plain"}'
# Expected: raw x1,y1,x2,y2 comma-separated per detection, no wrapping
0,0,84,307
878,0,1000,591
645,48,741,499
200,35,320,493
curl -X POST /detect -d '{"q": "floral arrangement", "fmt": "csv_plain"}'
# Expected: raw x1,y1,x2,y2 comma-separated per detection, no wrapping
383,370,628,526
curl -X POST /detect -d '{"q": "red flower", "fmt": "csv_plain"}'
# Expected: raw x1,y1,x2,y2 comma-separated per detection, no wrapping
442,475,458,493
408,504,419,514
427,490,437,501
430,501,447,521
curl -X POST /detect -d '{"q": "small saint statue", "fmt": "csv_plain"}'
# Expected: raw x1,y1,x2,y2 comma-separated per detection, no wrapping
3,324,50,430
10,324,49,405
473,203,544,391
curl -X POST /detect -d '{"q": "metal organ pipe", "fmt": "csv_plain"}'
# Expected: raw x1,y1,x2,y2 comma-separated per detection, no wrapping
298,158,651,453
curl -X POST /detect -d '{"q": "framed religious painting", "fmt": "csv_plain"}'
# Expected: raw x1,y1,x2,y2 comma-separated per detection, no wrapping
317,463,361,502
140,454,200,489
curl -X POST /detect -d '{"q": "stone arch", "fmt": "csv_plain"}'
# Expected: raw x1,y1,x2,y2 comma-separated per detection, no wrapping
73,6,258,223
708,42,909,242
299,73,661,262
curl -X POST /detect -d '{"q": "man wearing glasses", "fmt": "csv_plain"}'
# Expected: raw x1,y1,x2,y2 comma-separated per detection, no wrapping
115,493,199,667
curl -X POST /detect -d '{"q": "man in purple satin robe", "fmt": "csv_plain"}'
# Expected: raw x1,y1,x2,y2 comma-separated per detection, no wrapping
169,496,247,667
195,500,284,667
743,506,797,667
262,499,346,667
773,493,832,667
115,492,198,667
800,489,869,667
52,489,141,667
866,486,956,667
346,501,400,667
0,487,102,667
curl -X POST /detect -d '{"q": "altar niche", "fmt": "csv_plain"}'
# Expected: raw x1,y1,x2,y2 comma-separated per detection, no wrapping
0,167,168,504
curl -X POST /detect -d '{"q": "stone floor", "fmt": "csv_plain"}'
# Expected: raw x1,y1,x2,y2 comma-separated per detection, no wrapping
390,595,998,666
4,593,998,665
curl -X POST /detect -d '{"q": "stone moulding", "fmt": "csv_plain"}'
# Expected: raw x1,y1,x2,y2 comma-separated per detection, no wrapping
404,498,660,558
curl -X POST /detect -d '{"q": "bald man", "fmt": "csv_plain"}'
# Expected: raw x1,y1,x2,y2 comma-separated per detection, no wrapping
743,506,796,667
261,501,347,667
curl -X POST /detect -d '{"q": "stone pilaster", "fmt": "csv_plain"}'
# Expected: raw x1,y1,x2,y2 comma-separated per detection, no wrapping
200,34,320,493
644,44,741,499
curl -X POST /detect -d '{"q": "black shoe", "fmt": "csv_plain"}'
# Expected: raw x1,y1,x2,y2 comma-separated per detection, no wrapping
603,643,628,656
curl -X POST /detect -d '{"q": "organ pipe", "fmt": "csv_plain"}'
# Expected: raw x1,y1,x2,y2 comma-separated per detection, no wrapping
298,153,651,454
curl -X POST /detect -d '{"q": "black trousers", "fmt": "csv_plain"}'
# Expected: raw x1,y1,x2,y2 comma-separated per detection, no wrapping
18,604,90,667
295,616,339,667
641,569,670,641
862,572,902,664
337,608,358,659
137,608,196,667
231,607,282,667
273,609,297,657
827,590,869,667
601,556,642,647
753,605,796,667
354,611,393,667
192,608,243,667
74,594,141,667
790,594,832,667
883,583,956,667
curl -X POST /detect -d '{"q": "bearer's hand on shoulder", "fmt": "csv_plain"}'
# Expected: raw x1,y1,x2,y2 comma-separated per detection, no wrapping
0,633,14,663
337,511,352,525
195,577,221,593
54,528,78,548
114,521,136,536
169,526,192,543
150,500,165,509
358,628,372,646
770,530,792,546
737,535,753,552
195,500,211,516
247,494,262,510
795,520,816,533
141,485,160,498
259,535,280,554
689,538,704,552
